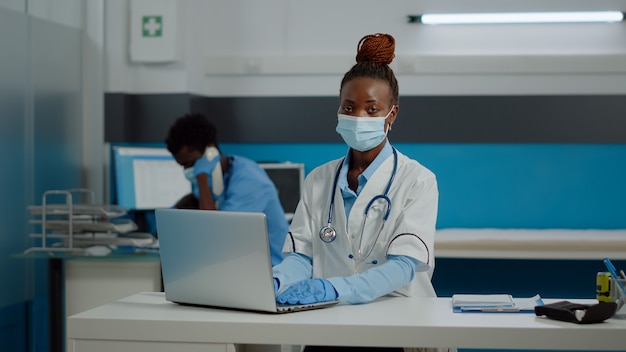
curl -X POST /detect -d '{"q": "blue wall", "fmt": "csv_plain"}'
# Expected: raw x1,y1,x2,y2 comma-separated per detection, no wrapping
220,142,626,230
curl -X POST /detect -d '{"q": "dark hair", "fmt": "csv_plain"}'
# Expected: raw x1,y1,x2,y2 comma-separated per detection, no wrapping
340,33,399,105
164,113,217,155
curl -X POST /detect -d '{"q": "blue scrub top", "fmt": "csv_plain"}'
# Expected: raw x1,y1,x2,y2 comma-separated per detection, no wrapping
216,156,289,266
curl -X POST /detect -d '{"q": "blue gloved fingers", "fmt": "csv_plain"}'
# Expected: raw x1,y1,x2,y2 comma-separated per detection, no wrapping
276,279,313,304
273,278,279,292
275,278,337,305
277,286,317,305
320,278,338,301
193,155,220,177
275,279,312,304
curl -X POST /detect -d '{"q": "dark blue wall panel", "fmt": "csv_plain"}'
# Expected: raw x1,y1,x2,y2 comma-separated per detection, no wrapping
105,94,626,143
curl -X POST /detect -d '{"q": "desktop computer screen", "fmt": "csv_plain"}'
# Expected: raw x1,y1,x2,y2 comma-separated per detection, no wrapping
257,163,304,219
111,146,304,217
112,146,189,210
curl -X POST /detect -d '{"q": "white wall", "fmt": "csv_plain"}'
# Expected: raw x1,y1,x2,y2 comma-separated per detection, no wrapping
105,0,626,96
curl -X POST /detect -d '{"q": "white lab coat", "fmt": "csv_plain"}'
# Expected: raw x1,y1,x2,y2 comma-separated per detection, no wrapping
284,148,438,298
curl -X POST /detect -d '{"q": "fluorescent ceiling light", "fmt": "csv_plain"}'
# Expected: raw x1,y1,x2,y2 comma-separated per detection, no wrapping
412,11,624,25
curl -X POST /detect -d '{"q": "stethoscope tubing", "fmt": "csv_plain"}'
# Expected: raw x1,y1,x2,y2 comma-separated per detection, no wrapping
319,147,398,248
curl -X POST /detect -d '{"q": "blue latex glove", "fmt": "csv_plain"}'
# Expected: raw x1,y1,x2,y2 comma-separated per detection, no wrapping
276,278,337,304
273,278,279,292
191,156,221,198
193,155,220,178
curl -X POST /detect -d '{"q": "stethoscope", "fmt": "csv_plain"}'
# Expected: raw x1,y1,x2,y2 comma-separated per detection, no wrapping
319,147,398,258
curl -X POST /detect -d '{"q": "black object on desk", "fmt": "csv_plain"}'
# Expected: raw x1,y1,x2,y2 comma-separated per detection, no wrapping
535,301,617,324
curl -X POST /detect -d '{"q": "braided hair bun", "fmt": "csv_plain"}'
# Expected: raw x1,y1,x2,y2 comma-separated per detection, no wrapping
341,33,399,104
356,33,395,65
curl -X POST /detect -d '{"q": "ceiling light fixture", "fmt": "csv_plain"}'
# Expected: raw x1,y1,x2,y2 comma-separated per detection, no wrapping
408,11,625,25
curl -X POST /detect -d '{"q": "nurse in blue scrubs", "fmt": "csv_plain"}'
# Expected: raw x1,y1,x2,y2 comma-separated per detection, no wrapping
165,114,289,266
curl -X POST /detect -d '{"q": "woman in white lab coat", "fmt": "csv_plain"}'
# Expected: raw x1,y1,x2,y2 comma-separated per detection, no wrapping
272,33,439,312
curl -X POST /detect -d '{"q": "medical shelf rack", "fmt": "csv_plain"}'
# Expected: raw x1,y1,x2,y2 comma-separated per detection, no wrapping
25,188,137,254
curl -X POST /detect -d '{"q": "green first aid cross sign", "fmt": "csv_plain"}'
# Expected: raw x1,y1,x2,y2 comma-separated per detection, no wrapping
142,16,163,37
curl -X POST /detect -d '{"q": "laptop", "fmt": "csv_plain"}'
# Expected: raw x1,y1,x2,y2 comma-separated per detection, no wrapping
155,208,338,313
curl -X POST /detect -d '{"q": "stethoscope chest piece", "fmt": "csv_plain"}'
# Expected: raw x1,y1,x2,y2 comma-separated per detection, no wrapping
319,225,337,243
318,148,398,251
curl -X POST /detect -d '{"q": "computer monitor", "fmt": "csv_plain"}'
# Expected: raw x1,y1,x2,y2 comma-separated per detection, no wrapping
258,163,304,220
112,146,189,210
111,146,305,217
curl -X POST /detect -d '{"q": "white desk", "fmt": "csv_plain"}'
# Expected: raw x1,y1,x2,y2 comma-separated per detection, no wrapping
67,292,626,352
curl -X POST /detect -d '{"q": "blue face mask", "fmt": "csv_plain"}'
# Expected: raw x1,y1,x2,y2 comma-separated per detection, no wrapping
183,166,195,181
183,166,197,187
182,147,224,207
335,107,394,152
